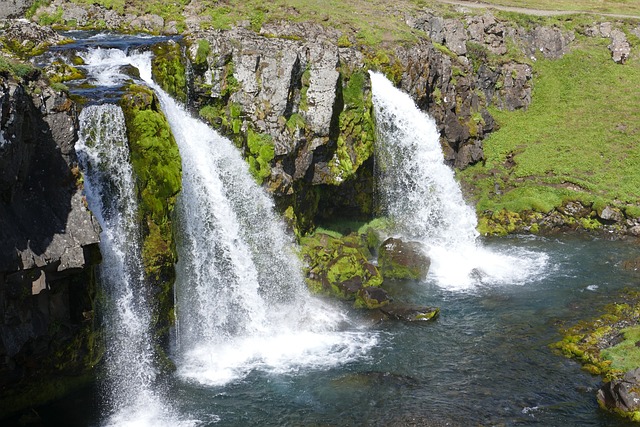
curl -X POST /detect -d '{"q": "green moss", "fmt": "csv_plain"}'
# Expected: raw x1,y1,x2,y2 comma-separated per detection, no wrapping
299,231,383,305
329,70,376,183
286,112,306,134
552,294,640,381
601,326,640,373
152,42,187,104
195,39,211,69
46,60,84,83
120,84,182,354
246,128,275,183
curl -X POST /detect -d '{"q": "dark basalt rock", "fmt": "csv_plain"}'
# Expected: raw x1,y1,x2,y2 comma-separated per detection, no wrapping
0,75,101,416
597,368,640,417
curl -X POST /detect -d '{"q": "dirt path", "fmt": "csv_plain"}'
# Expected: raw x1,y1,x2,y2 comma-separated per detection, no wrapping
435,0,640,20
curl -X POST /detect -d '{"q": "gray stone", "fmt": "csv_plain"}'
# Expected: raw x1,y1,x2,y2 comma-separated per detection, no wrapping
609,29,631,64
599,206,624,222
522,26,574,60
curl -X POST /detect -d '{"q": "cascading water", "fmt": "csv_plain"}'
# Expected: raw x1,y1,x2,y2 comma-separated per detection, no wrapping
370,72,548,289
75,42,375,395
127,54,377,388
77,105,186,426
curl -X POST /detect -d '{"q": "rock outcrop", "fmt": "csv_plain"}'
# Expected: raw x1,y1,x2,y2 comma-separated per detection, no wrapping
0,74,101,416
585,22,632,64
597,368,640,420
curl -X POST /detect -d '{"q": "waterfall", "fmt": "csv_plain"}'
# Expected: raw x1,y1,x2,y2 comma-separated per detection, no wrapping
126,55,376,387
77,105,187,426
370,72,548,289
74,44,375,392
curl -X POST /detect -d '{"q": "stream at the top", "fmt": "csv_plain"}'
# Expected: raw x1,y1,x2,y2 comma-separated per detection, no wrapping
23,33,640,426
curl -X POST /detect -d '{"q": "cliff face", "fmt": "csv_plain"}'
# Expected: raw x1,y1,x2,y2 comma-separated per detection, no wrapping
0,74,101,415
180,14,576,229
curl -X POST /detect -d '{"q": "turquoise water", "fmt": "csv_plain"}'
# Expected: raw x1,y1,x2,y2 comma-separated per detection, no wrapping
27,235,639,426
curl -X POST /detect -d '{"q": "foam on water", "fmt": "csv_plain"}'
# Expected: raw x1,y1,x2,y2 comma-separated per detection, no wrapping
370,71,548,290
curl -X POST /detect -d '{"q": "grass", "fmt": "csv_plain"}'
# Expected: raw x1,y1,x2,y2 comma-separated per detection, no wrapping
459,37,640,215
601,325,640,372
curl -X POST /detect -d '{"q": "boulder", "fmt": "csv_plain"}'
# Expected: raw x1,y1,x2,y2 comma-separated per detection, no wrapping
301,233,383,302
598,205,624,223
378,237,430,281
597,368,640,417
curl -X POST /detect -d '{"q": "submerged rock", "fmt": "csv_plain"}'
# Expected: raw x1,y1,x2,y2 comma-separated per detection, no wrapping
377,303,440,322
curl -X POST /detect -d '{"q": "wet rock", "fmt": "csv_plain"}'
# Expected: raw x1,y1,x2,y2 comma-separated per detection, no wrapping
378,303,440,322
357,286,390,309
378,237,430,281
622,257,640,271
597,368,640,415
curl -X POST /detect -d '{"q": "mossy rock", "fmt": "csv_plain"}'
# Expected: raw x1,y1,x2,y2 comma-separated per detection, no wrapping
378,237,430,281
152,41,188,104
300,232,383,306
120,83,182,355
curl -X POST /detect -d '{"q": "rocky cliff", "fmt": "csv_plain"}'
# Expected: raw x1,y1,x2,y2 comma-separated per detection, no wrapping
177,12,582,232
0,70,101,415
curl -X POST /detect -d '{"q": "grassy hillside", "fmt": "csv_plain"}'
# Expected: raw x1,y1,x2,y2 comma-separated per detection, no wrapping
459,36,640,219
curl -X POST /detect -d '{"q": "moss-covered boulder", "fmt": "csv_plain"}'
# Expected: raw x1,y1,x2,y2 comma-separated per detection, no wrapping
300,232,385,308
378,237,430,281
119,84,181,363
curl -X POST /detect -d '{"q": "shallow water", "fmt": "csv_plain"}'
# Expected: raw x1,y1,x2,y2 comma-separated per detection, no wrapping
25,235,639,426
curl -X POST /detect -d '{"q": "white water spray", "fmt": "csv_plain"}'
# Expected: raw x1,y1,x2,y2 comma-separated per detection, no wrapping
370,72,548,289
77,105,191,426
119,51,377,387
